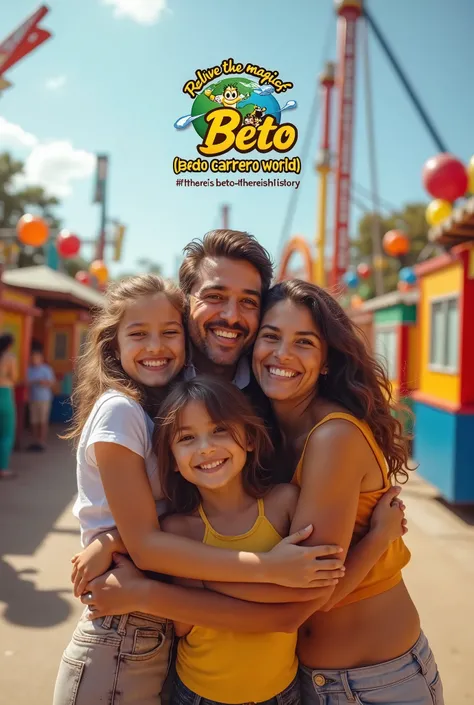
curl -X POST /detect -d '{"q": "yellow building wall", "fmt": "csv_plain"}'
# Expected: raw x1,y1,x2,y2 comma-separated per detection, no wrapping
2,289,35,308
419,262,462,404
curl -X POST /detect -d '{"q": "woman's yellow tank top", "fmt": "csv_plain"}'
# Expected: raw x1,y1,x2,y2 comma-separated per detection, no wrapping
292,412,411,608
176,498,298,704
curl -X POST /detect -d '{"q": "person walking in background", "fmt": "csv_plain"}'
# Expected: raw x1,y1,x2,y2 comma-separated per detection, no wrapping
0,333,18,478
27,342,55,451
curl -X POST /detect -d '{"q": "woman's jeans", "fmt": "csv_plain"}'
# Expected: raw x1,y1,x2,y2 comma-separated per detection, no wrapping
299,631,443,704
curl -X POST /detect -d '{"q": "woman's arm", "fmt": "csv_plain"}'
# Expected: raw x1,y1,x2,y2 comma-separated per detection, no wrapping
84,553,311,633
94,442,340,587
205,485,405,606
202,424,364,610
319,486,407,611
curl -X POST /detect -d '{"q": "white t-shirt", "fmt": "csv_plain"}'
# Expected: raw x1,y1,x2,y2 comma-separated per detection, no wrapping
72,390,164,547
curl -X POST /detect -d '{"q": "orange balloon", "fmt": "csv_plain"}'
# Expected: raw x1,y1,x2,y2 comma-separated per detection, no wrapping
351,295,363,309
89,260,109,285
16,214,49,247
383,230,410,257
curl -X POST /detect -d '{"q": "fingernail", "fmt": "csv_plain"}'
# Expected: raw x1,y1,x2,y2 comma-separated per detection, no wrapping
304,525,312,531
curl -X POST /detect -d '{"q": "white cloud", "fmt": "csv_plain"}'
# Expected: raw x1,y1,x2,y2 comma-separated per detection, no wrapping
1,117,95,197
0,116,38,148
102,0,168,24
19,141,96,198
46,75,67,91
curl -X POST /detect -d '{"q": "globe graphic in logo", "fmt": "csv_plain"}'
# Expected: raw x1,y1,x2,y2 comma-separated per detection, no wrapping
189,77,283,139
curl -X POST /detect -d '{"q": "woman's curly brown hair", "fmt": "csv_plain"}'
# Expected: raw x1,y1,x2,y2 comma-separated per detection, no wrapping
263,280,412,483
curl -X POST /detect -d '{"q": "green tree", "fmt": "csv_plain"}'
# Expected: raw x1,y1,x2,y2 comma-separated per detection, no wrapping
0,151,61,268
351,202,435,296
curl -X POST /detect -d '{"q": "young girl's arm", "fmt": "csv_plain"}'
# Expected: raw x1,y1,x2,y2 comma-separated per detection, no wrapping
84,553,307,634
206,486,406,605
91,439,340,588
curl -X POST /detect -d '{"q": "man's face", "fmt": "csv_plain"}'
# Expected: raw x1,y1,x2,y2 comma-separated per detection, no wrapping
188,256,262,367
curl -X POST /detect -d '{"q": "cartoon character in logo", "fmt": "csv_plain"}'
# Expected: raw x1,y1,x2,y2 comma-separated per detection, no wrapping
243,106,267,128
174,77,297,139
204,83,251,109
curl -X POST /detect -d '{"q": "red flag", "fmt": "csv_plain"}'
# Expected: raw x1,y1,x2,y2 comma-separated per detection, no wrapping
0,6,52,75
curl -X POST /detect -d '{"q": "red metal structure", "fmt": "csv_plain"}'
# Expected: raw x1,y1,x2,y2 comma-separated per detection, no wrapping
315,61,336,287
331,0,362,287
0,6,52,89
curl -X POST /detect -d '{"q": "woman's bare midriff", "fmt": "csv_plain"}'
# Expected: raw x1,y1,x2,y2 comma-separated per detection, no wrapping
297,580,421,669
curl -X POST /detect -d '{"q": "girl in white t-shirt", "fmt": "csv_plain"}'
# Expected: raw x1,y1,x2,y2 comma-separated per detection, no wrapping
53,274,344,705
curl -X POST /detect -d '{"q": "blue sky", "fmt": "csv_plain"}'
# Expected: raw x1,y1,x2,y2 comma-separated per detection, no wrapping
1,0,473,279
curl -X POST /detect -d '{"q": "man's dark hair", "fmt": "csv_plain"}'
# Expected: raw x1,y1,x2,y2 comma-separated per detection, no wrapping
179,229,273,296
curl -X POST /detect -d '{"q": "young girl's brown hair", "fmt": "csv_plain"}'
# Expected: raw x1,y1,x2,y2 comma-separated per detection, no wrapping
156,376,274,514
64,274,186,444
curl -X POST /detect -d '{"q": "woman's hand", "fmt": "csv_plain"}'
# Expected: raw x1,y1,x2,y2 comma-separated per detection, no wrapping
71,531,124,598
81,554,149,619
370,486,407,543
265,525,344,587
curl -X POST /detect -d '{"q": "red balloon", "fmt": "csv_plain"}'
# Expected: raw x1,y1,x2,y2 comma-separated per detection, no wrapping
383,230,410,257
75,270,91,285
422,153,468,202
57,230,81,258
357,263,371,279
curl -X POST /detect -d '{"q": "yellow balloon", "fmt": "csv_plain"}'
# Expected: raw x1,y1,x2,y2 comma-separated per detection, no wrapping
426,199,452,227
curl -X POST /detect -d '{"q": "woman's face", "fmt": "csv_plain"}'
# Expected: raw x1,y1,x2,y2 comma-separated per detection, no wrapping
253,299,326,403
116,293,185,387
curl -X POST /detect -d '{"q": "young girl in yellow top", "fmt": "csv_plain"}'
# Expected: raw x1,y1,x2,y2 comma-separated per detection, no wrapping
155,376,407,705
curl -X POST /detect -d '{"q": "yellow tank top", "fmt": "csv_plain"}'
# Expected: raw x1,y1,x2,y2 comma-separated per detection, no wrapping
292,412,411,608
176,498,298,704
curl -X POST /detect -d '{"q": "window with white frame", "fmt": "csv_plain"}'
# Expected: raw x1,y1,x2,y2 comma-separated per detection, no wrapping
374,327,398,380
429,296,459,372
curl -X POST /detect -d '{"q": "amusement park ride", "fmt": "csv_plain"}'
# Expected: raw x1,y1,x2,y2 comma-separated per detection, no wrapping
276,0,474,295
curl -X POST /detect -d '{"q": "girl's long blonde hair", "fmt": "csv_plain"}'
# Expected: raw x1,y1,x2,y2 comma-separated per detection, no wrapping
64,274,186,444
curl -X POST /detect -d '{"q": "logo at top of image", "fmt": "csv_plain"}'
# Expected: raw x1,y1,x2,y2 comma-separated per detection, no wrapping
174,60,298,156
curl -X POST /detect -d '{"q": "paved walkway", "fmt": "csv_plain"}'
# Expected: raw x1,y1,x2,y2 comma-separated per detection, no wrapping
0,430,473,704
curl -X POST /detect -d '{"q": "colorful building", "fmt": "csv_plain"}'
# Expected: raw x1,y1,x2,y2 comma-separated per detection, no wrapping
413,197,474,503
362,290,419,415
1,265,103,443
350,290,419,445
